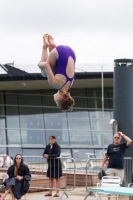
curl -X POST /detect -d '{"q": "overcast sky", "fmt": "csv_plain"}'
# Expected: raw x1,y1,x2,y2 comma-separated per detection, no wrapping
1,0,133,72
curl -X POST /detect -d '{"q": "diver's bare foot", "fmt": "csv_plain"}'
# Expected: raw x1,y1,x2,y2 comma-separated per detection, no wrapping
43,34,49,48
48,34,56,52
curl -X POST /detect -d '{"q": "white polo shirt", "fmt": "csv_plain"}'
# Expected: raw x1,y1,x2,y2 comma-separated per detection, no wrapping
0,155,13,168
0,156,4,168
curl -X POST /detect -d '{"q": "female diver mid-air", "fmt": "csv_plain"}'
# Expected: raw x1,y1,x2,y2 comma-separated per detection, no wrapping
38,33,76,111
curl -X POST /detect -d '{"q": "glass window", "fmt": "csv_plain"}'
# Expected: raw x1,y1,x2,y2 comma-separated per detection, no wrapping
104,90,108,98
7,129,21,145
5,92,18,105
3,87,114,153
95,89,102,97
104,111,112,130
87,88,108,98
67,109,89,118
0,94,4,115
6,117,21,144
19,106,43,117
6,117,20,128
0,130,6,145
91,131,113,146
96,99,103,109
22,149,46,164
107,88,113,98
110,111,113,118
18,91,42,106
91,131,103,146
88,98,96,108
45,130,69,145
95,111,111,130
42,89,55,95
6,106,19,116
5,92,18,116
87,89,113,108
42,95,56,107
0,147,7,155
89,110,113,131
103,131,113,145
89,109,99,118
108,99,113,109
0,118,6,145
96,99,110,109
44,107,66,117
44,117,67,129
18,92,43,116
69,131,92,145
70,88,86,97
68,119,90,130
72,97,88,108
20,117,45,145
21,130,45,145
0,107,4,116
45,117,69,144
8,147,22,157
104,99,110,109
0,106,4,116
61,149,71,157
23,148,44,156
95,149,105,158
42,90,70,113
90,118,101,131
86,89,94,97
61,131,69,145
72,149,94,162
20,117,44,129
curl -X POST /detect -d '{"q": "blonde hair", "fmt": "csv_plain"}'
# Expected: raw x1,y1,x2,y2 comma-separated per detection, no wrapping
56,92,75,111
14,166,18,176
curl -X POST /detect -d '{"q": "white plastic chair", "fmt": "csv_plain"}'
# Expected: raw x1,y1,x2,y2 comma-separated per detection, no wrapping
96,176,121,200
128,183,133,188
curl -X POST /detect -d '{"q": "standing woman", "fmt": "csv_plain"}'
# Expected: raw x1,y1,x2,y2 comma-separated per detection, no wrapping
43,135,62,197
0,154,31,200
38,33,76,111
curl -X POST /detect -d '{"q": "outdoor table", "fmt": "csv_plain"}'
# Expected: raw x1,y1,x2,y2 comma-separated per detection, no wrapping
84,186,133,200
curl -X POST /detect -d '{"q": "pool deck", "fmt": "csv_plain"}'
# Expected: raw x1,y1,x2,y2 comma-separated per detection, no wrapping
2,187,131,200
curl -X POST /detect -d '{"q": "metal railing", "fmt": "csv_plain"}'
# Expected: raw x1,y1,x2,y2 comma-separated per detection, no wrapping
85,157,133,192
0,155,132,198
0,156,76,198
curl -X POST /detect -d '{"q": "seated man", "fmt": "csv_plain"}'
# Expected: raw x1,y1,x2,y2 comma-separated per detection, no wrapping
0,154,13,168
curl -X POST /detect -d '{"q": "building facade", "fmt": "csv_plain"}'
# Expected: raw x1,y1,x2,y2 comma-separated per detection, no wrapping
0,64,113,161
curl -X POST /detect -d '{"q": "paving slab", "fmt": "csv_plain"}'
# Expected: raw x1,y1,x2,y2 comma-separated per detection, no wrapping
2,187,131,200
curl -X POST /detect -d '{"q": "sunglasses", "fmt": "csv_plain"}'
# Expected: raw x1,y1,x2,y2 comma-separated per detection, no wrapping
114,137,120,139
16,157,21,160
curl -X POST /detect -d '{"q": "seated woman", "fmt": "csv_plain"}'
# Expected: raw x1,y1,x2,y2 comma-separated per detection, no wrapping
38,33,76,111
0,154,31,200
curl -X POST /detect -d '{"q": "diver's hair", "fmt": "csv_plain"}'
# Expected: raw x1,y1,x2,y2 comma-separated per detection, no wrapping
56,92,75,111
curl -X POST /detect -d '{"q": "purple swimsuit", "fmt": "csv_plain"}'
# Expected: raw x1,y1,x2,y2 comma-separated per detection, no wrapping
55,45,76,90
